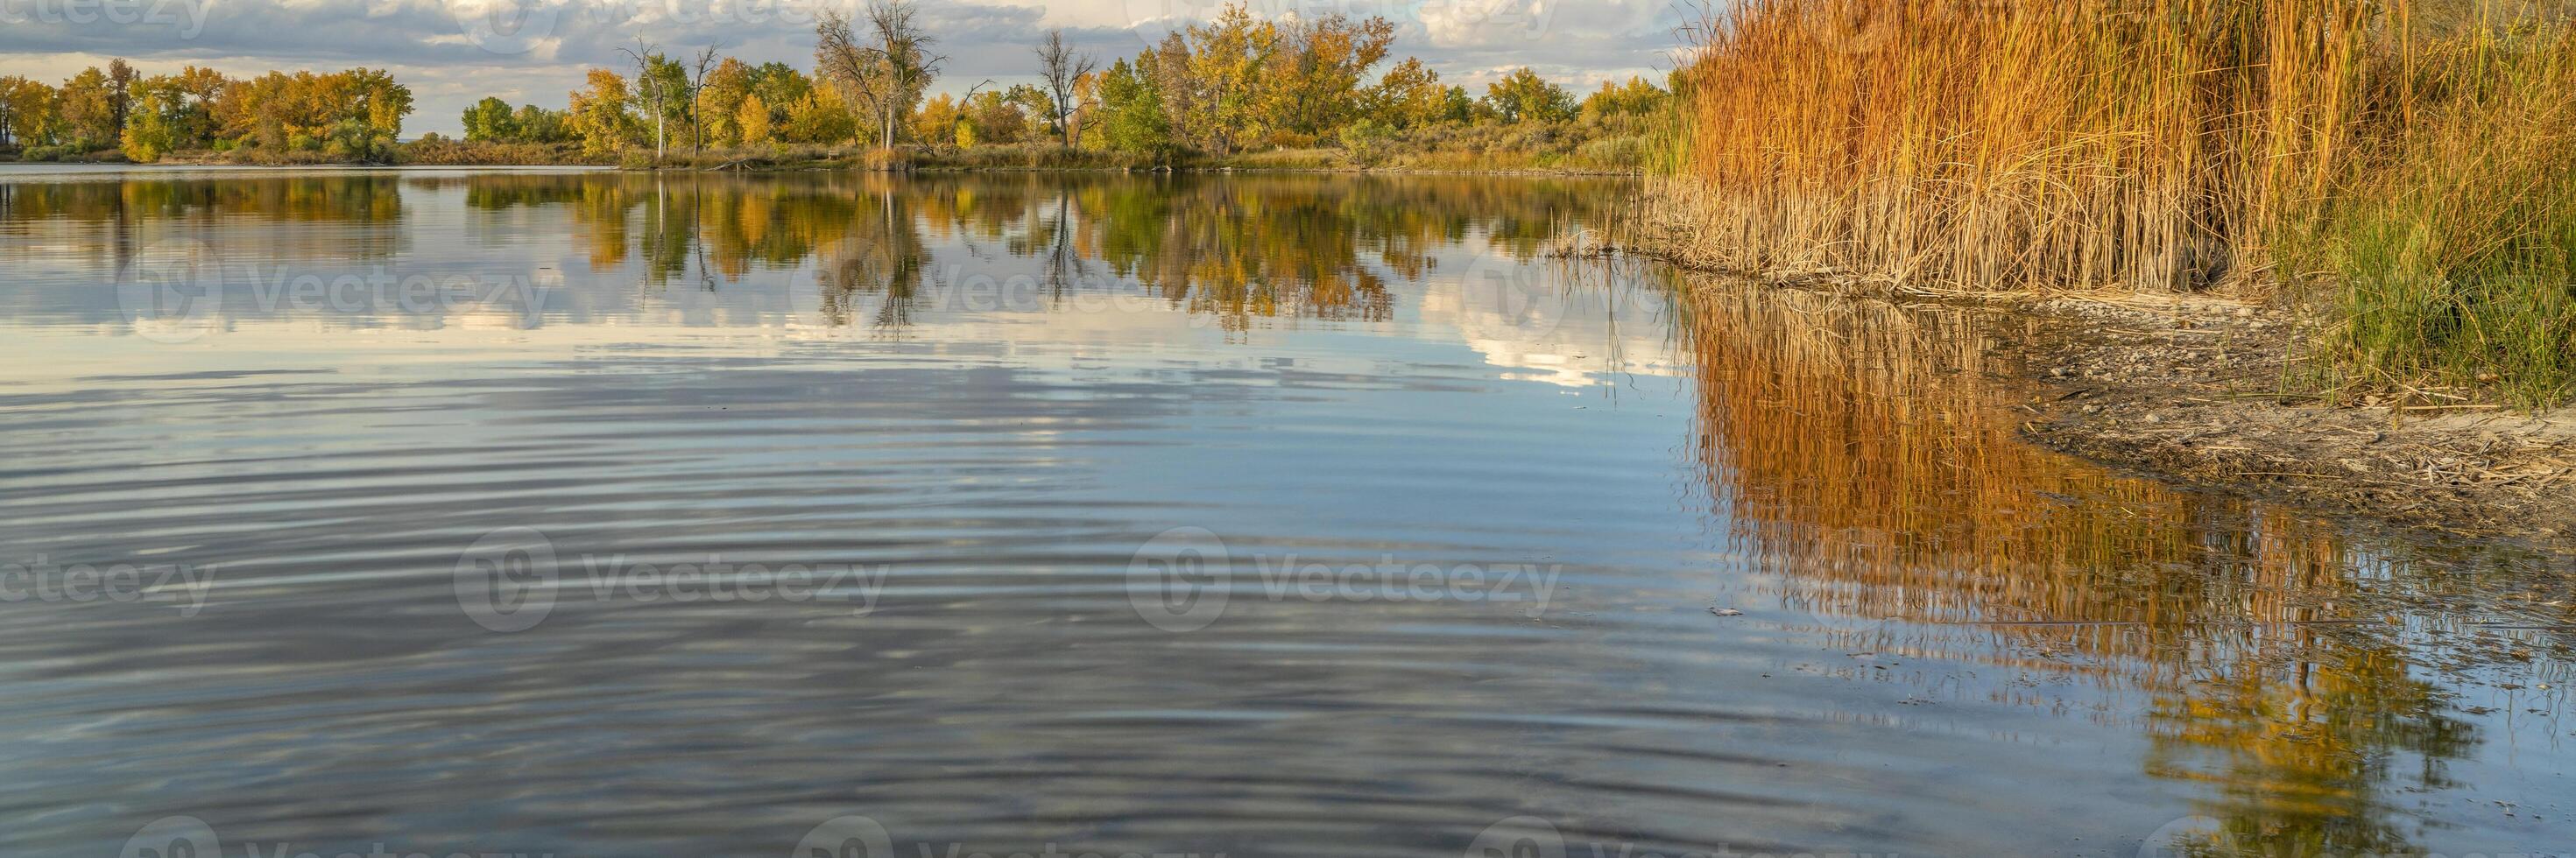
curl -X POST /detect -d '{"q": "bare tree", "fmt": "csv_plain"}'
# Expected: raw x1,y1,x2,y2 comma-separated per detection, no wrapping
620,38,671,158
1034,29,1095,148
815,0,945,150
687,44,724,155
813,11,881,146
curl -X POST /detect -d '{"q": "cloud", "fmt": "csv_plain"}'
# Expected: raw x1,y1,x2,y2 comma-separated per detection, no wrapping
0,0,1680,136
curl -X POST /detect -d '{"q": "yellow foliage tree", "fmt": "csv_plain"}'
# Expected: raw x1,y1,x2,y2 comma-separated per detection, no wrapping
568,68,639,157
737,92,773,146
913,93,959,145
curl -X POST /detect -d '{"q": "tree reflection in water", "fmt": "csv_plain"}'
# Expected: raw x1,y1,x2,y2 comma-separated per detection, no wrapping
427,171,1600,336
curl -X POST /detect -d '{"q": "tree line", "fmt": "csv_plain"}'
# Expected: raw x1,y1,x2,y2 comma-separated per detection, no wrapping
0,0,1664,166
455,0,1669,162
0,61,412,162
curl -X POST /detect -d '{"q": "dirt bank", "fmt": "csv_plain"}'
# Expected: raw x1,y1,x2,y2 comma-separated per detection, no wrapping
2001,295,2576,543
1616,247,2576,544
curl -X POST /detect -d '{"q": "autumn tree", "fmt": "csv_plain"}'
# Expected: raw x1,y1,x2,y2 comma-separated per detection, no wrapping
749,63,811,116
210,73,276,147
1069,70,1101,149
0,78,18,147
783,86,856,144
120,75,184,161
141,67,405,157
171,66,229,144
962,88,1028,145
1442,85,1479,123
736,92,773,145
1264,13,1394,136
697,57,756,147
1164,4,1277,153
348,68,413,137
1577,76,1665,121
569,68,641,156
1483,67,1572,123
1365,58,1450,129
58,67,116,150
914,92,961,145
0,76,45,147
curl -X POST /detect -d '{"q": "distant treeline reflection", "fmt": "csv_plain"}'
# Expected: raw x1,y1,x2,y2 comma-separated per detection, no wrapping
450,172,1601,330
2,172,1615,332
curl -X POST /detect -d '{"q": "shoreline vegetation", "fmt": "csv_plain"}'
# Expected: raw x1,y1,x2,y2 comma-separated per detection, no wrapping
1648,0,2576,405
1634,0,2576,539
1,142,1647,175
0,0,1670,177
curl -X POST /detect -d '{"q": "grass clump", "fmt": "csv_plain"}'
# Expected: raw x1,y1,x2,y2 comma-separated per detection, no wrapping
2296,24,2576,404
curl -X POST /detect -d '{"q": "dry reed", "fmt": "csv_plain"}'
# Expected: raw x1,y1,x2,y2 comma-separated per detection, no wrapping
1662,0,2576,402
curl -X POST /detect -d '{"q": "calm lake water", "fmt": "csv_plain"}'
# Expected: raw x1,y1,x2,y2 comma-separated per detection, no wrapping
1,168,2572,858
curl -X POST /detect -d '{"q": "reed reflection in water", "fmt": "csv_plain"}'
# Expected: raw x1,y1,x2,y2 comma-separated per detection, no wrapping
1679,278,2575,855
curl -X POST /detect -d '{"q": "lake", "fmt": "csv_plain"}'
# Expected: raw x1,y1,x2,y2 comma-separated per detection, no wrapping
1,168,2570,857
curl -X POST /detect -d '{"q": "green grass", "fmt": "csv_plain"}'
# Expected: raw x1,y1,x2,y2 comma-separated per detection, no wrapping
2291,25,2576,406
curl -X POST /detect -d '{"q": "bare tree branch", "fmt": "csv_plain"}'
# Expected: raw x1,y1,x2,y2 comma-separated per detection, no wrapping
1034,28,1095,147
815,0,944,150
618,37,668,158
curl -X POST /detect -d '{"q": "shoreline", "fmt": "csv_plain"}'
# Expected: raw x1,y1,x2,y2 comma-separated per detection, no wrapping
1634,251,2576,545
3,138,1651,178
2009,297,2576,544
1612,166,2576,546
0,156,1643,179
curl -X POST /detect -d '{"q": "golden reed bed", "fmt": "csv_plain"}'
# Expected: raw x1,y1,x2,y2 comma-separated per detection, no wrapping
1655,0,2576,400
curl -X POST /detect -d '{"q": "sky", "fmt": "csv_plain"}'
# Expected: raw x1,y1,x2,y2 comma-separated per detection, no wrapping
0,0,1685,137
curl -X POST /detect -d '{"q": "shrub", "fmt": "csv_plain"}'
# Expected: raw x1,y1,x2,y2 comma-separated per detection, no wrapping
1338,119,1394,167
